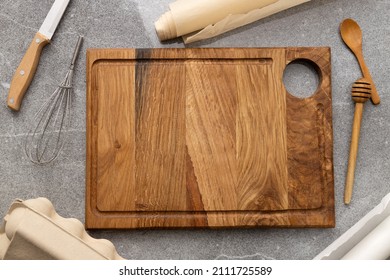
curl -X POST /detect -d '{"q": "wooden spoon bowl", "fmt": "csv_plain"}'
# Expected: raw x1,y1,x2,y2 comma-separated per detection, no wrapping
340,19,380,105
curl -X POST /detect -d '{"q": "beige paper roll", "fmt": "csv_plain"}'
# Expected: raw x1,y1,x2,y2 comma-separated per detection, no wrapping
184,0,310,44
155,0,277,41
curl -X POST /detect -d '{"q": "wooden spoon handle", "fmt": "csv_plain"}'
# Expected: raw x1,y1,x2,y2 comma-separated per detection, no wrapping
345,102,364,204
355,52,380,105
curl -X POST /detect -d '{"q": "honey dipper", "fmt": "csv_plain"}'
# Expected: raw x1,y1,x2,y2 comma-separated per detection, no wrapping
344,78,372,204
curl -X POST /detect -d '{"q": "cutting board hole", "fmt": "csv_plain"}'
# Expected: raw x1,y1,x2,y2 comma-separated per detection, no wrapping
283,59,320,99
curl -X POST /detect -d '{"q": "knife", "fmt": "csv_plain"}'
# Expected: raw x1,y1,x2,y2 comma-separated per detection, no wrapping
7,0,70,111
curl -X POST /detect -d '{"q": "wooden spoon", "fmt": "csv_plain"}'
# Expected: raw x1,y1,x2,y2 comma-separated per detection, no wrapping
340,18,380,105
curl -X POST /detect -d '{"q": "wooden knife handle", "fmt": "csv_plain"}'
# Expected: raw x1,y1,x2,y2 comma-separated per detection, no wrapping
7,32,50,111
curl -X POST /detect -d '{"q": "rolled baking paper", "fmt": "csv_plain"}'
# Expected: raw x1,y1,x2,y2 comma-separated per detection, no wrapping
341,215,390,260
184,0,311,44
155,0,277,41
155,0,310,43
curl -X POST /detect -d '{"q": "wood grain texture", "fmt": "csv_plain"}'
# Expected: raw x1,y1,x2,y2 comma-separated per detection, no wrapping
134,60,186,211
86,48,334,229
186,60,237,211
95,62,135,211
236,59,288,211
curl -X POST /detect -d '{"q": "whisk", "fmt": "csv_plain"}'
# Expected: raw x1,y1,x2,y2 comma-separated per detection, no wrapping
25,36,83,165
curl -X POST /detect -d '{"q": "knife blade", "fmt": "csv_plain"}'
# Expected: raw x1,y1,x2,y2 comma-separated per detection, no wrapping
7,0,70,111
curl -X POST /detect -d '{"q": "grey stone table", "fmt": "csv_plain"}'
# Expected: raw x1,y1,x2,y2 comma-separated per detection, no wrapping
0,0,389,260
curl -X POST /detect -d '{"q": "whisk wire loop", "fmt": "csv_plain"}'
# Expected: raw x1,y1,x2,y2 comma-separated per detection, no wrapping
25,36,83,165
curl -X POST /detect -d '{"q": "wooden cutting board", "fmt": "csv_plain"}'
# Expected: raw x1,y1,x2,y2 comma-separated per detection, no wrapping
86,48,335,229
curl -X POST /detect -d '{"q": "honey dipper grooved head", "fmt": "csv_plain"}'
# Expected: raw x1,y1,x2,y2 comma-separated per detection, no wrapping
352,78,371,103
